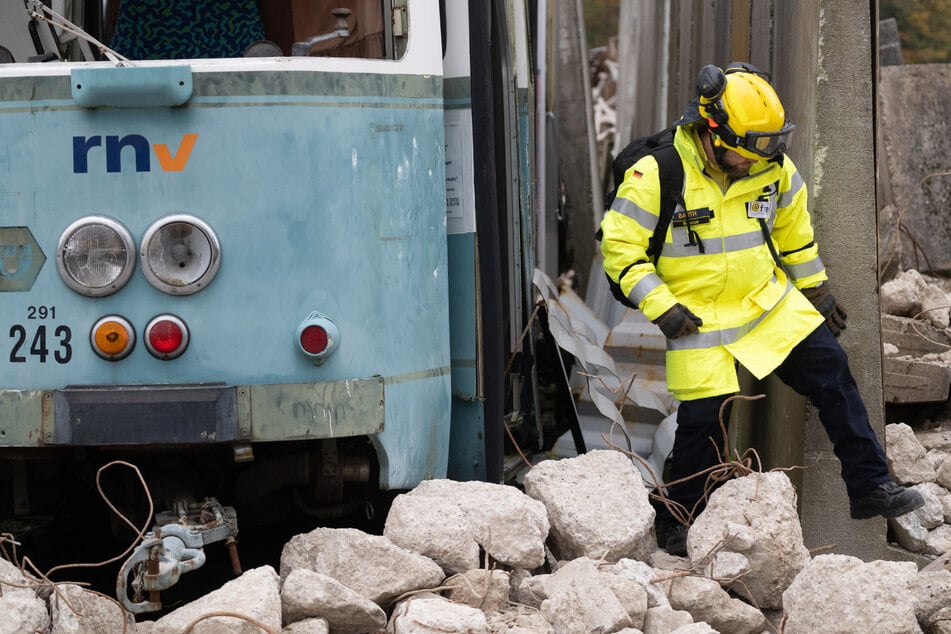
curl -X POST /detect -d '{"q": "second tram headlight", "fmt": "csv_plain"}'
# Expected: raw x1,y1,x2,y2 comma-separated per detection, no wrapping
57,216,136,297
140,214,221,295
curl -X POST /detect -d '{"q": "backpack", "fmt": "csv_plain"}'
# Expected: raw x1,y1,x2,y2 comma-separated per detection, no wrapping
598,126,684,308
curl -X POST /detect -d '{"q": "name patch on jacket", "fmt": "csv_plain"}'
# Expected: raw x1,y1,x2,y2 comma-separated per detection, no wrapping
748,182,778,219
672,207,714,227
747,200,772,219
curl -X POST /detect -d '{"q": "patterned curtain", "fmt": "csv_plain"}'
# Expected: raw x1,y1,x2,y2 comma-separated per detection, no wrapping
109,0,266,60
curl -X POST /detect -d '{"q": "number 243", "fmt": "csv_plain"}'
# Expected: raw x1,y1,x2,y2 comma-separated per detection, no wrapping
9,324,72,364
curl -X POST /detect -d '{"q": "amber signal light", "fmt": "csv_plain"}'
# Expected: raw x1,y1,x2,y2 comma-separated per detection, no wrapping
90,315,136,361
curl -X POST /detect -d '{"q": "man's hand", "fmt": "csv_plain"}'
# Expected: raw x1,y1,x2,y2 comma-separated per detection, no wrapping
653,304,703,339
802,284,847,336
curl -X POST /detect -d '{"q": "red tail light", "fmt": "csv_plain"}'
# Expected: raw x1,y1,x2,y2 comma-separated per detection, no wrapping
295,311,339,365
300,325,328,354
144,314,189,360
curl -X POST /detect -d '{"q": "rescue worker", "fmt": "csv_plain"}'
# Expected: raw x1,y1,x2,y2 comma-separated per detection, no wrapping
599,62,924,556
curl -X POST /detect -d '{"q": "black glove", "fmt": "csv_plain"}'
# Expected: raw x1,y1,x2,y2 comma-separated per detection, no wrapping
802,284,847,337
653,304,703,339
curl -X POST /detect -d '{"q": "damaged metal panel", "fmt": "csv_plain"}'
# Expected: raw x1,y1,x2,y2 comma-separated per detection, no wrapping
247,377,384,441
533,269,676,484
0,389,46,446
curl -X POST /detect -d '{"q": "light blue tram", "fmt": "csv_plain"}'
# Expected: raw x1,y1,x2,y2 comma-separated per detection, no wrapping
0,0,547,609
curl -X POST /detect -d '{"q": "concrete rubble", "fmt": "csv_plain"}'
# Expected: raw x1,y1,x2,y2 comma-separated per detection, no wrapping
881,269,951,406
4,448,951,634
878,267,951,568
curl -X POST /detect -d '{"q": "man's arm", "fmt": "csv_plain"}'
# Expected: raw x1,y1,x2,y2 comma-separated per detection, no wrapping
600,156,680,322
771,157,848,335
770,157,828,290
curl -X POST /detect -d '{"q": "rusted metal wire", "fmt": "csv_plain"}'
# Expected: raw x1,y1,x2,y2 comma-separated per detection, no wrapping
604,393,803,527
180,610,279,634
0,460,155,631
46,460,154,579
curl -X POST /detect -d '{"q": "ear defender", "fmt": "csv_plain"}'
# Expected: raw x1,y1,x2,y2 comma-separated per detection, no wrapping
697,64,726,101
697,64,729,127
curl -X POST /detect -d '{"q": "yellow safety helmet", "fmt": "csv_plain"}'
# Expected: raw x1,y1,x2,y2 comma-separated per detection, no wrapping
697,63,795,160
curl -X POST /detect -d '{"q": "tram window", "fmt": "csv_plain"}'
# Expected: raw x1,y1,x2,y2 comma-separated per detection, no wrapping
107,0,267,60
1,0,97,63
258,1,391,59
108,0,394,60
1,0,399,62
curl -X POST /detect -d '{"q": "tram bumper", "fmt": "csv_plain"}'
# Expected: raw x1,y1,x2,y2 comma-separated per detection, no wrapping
33,378,385,446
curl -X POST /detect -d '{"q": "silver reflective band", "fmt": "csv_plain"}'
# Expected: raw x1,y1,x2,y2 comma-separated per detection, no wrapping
628,272,664,306
777,172,804,208
666,281,795,350
613,197,659,234
786,255,825,281
661,229,766,258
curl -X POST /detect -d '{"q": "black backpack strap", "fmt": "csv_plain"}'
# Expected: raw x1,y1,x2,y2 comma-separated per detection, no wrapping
759,218,785,271
645,142,684,264
757,179,787,273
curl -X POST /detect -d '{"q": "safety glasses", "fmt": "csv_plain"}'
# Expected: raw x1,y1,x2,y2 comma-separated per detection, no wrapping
720,121,796,158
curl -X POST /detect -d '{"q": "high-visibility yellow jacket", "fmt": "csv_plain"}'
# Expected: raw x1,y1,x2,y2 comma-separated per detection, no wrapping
600,125,826,401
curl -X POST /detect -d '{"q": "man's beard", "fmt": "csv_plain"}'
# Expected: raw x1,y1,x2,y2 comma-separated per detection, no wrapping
714,145,751,178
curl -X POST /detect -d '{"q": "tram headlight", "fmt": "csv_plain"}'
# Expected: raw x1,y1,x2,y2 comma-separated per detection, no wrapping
91,315,136,361
57,216,135,297
140,214,221,296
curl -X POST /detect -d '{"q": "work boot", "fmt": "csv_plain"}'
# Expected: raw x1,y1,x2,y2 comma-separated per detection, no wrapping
665,523,688,557
849,480,925,520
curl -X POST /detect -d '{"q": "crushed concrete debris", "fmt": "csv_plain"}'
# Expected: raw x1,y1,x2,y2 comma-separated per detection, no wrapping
885,422,951,560
4,449,950,634
881,269,951,405
881,269,951,330
883,326,951,405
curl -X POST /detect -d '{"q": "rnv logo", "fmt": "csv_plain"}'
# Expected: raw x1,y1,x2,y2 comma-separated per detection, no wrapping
72,133,198,173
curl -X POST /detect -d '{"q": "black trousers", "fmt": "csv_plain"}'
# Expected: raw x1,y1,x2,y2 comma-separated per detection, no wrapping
662,323,891,523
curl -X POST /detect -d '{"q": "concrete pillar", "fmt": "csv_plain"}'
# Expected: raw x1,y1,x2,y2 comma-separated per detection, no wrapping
797,0,893,561
615,0,642,149
553,0,600,294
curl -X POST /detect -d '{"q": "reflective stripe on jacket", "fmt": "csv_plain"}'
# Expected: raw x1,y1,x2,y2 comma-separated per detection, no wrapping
600,124,826,401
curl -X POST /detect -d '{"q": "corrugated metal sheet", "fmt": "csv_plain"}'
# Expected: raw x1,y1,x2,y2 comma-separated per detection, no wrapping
533,266,677,486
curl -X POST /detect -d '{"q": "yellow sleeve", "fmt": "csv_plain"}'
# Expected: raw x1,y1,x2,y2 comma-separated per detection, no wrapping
600,156,679,321
771,158,828,290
